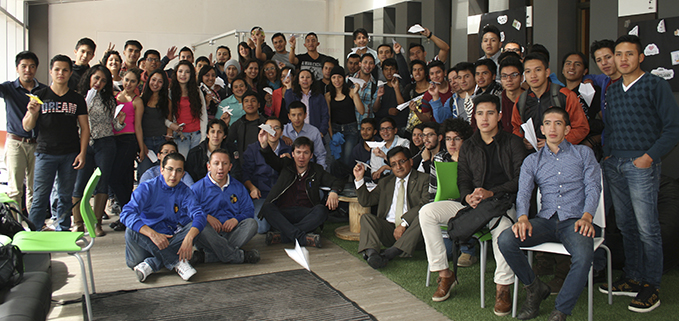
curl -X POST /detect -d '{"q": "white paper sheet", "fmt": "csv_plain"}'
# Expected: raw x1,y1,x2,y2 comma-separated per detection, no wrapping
408,24,425,34
578,83,595,107
285,240,310,271
377,80,388,87
258,123,276,136
114,104,125,118
365,182,378,192
366,141,386,149
85,88,97,107
355,160,373,170
392,39,405,54
147,150,158,163
263,87,273,95
221,106,233,115
396,94,424,111
521,118,539,152
347,77,366,88
393,73,402,79
284,69,292,82
214,77,225,88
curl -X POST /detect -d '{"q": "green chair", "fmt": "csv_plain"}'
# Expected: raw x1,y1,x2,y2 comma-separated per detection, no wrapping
12,168,101,321
425,161,493,308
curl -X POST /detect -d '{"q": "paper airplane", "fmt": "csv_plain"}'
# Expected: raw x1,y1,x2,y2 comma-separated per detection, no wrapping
347,77,366,88
366,141,386,149
284,69,292,82
393,74,402,79
355,160,373,170
147,150,158,163
221,106,233,115
85,88,97,107
258,123,276,136
351,46,367,51
26,94,43,104
377,80,388,87
521,118,539,152
114,104,125,118
263,87,273,95
578,82,595,108
396,94,424,111
285,240,310,271
408,24,425,34
392,39,405,54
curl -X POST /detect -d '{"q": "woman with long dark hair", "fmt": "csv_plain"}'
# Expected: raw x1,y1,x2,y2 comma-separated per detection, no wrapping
241,58,260,93
138,69,176,179
283,69,329,136
325,66,363,166
170,60,206,157
198,65,221,121
237,42,252,70
101,50,123,92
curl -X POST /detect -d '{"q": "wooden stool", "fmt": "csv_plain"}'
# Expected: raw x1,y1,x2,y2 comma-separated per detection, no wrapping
335,196,371,241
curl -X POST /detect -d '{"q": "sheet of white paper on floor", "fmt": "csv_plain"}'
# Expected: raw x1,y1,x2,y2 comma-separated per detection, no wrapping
147,150,158,163
521,118,539,152
285,240,310,271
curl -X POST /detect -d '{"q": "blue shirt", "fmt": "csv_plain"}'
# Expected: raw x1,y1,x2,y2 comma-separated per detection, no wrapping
139,165,195,186
191,173,254,223
282,123,327,169
0,78,47,137
517,140,601,221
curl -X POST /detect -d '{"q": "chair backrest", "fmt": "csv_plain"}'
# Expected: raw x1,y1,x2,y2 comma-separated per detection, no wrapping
81,168,102,237
535,177,605,230
434,161,459,202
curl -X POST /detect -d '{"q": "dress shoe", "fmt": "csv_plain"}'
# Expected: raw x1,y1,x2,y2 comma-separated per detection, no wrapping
95,224,106,237
517,278,550,320
547,309,567,321
494,285,511,316
366,253,388,269
432,272,458,302
457,253,478,267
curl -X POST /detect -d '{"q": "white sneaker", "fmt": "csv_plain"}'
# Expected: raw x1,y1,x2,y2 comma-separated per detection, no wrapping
134,261,153,283
174,260,196,281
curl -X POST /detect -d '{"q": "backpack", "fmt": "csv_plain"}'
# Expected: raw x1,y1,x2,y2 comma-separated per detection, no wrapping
516,83,563,122
0,203,35,238
0,244,23,290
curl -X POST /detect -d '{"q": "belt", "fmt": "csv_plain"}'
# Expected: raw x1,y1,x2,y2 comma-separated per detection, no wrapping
7,133,36,144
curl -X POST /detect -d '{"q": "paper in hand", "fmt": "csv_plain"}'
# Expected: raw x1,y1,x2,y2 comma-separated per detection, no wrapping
221,106,233,115
578,82,595,107
377,80,388,87
147,150,158,163
285,240,310,271
214,77,225,88
26,94,43,105
347,77,366,88
258,123,276,136
85,88,97,107
284,69,292,82
520,118,539,152
408,24,426,34
351,46,367,51
356,160,373,170
366,141,386,149
263,87,273,95
393,73,402,79
396,93,424,111
114,104,125,118
392,39,405,54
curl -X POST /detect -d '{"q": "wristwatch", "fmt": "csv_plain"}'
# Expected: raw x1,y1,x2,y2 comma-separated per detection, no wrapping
401,220,408,227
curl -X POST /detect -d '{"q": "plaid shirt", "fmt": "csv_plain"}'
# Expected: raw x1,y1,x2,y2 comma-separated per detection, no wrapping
351,72,377,124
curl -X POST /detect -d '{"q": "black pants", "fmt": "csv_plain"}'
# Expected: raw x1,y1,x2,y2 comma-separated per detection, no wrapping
262,204,328,245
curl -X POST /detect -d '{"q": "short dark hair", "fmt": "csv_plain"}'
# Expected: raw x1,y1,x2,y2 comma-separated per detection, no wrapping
348,53,361,60
323,58,337,68
271,32,286,42
376,44,393,55
382,58,397,69
209,148,231,163
143,49,160,59
499,56,524,75
162,151,185,168
387,146,411,162
428,61,445,73
288,101,307,114
453,62,475,75
360,117,377,130
474,59,498,76
124,40,142,51
353,28,369,40
481,24,501,40
421,121,440,134
590,39,615,60
413,123,426,132
265,116,282,128
305,32,318,41
50,54,73,70
440,117,473,140
195,56,210,66
379,116,397,129
561,51,589,70
292,136,314,154
410,59,428,73
543,107,571,126
217,45,231,54
360,53,375,62
615,35,643,55
409,43,425,52
159,140,178,153
251,26,263,34
207,118,227,134
498,51,522,65
241,90,259,103
473,94,501,112
503,41,524,53
179,46,193,56
523,53,549,69
529,43,550,63
75,37,96,51
15,51,39,67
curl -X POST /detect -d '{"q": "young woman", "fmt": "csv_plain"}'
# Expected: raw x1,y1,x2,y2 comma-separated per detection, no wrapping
198,65,221,121
325,66,364,166
138,69,175,180
259,60,281,90
101,50,123,92
241,58,260,93
237,42,252,70
111,68,146,210
283,69,329,136
71,65,123,236
217,77,247,126
404,60,430,133
170,60,207,157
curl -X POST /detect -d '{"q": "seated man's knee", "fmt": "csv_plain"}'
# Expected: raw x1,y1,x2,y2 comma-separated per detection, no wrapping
497,228,517,252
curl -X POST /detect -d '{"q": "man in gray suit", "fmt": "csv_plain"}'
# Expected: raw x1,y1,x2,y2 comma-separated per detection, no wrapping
353,146,430,269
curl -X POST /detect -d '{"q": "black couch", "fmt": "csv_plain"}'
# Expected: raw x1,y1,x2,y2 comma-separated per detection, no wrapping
0,253,51,321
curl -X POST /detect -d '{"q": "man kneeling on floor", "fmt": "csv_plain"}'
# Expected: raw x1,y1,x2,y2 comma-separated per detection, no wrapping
190,148,260,265
498,107,601,321
353,146,429,269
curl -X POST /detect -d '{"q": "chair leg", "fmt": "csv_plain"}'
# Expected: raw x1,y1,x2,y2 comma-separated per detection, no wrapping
72,253,93,321
588,265,593,321
602,245,613,304
480,240,486,308
426,263,431,287
87,249,96,294
512,276,519,318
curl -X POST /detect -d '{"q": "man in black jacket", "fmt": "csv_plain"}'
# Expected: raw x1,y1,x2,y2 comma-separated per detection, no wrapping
258,131,343,248
185,119,241,182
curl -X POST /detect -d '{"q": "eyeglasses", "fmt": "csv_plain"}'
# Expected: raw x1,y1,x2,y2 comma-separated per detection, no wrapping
500,72,520,79
146,58,159,62
503,48,521,53
163,166,184,174
379,127,394,132
445,137,462,142
389,159,409,167
264,67,276,72
423,133,438,138
272,126,282,131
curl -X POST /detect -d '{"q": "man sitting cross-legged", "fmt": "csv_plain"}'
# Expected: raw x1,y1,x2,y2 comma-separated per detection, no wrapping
353,146,429,269
190,148,260,266
498,107,601,321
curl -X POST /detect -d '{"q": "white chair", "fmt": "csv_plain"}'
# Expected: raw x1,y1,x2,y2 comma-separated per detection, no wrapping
511,183,612,321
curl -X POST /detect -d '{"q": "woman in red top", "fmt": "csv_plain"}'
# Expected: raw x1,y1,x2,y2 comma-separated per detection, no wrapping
170,60,206,157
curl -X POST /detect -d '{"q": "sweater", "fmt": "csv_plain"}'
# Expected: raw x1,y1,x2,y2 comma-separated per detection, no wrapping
191,174,254,223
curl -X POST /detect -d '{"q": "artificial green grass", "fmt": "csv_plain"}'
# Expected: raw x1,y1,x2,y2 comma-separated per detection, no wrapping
322,221,679,321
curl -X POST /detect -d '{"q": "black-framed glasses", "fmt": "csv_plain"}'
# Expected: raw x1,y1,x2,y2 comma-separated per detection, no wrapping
423,133,438,138
389,159,409,167
501,72,520,79
379,127,394,132
163,167,184,174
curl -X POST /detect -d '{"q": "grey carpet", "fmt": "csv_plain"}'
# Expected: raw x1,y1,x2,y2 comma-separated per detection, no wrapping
85,269,376,321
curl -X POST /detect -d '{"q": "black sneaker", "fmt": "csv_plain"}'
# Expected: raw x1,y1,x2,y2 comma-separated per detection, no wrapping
189,250,205,266
265,231,281,245
629,284,660,313
599,277,641,297
305,233,322,248
243,249,260,264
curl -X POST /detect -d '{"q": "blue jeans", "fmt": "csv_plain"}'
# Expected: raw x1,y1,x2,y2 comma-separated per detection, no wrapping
498,216,593,315
252,198,270,233
29,152,78,231
602,156,662,288
332,122,359,167
73,137,117,198
125,222,192,271
137,135,165,181
194,219,257,263
174,130,201,158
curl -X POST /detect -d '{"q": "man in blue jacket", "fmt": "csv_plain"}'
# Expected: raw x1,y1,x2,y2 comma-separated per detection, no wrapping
190,149,260,265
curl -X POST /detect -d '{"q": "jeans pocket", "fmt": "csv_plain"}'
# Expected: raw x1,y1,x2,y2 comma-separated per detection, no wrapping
631,159,652,170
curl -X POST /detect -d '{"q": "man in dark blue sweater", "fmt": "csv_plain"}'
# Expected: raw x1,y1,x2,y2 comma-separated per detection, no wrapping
600,35,679,313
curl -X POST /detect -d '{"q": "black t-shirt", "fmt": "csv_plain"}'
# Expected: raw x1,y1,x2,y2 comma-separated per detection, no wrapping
295,53,332,81
376,85,409,128
330,95,357,125
34,87,88,155
482,140,508,190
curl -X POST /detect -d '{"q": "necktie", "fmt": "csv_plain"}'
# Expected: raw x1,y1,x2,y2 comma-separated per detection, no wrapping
395,179,405,225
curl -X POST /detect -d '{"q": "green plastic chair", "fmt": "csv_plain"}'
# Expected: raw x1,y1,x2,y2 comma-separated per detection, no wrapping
12,168,101,321
426,162,493,308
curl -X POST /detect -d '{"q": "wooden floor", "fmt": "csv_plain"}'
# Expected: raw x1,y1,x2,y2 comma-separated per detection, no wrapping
46,221,450,321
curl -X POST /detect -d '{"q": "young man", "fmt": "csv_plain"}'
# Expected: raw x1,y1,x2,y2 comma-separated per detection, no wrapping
316,59,336,94
429,62,469,123
499,56,524,133
499,107,601,321
585,39,623,113
329,117,378,180
140,49,161,89
479,24,502,79
242,117,292,233
69,37,96,90
421,61,451,123
185,118,242,183
259,134,343,248
23,55,90,231
227,91,267,156
599,35,679,313
511,53,589,150
289,32,333,81
271,33,294,70
353,146,429,269
447,68,460,94
347,28,378,62
503,41,524,60
408,26,450,64
121,153,203,282
427,118,473,198
370,117,410,180
528,44,565,87
190,149,260,266
474,59,502,97
416,122,441,174
373,58,405,125
1,51,46,211
418,94,526,316
346,53,361,75
215,45,232,81
352,53,379,121
139,141,194,186
282,101,327,169
121,40,142,73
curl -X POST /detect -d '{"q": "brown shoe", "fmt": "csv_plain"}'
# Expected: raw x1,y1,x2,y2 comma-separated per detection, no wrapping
95,224,106,237
494,285,512,316
432,272,458,302
71,224,85,232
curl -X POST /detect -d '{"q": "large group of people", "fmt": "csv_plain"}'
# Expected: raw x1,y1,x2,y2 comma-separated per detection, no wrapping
2,21,678,321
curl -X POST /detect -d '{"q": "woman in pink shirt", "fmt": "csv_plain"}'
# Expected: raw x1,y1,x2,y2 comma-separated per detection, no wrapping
170,60,206,157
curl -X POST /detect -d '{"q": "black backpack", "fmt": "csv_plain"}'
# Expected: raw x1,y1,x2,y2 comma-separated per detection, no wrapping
0,203,35,237
516,83,563,123
0,244,23,290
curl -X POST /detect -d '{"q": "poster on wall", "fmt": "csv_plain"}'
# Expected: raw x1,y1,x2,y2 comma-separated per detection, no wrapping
478,7,528,56
618,0,656,17
627,16,679,91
